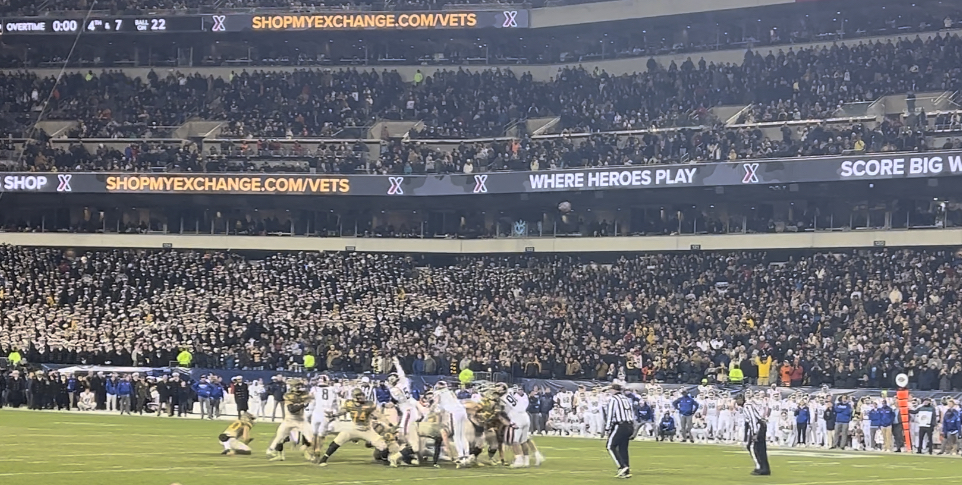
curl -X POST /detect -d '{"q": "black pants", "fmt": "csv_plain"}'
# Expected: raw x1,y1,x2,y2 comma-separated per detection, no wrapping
797,423,808,445
918,427,934,454
748,422,770,473
893,423,905,451
607,421,633,471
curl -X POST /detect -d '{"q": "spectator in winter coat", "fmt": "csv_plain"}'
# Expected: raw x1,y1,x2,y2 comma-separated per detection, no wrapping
209,377,224,419
115,376,133,415
192,377,213,419
794,404,811,445
105,375,118,412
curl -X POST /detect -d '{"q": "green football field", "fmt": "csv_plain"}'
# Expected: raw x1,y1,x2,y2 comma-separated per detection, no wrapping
0,409,958,485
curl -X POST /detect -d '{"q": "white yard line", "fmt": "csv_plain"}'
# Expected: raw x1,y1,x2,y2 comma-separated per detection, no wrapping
0,462,302,477
774,476,962,485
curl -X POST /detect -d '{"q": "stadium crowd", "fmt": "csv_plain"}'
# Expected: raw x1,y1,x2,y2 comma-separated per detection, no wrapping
1,31,960,144
2,247,962,392
3,117,935,174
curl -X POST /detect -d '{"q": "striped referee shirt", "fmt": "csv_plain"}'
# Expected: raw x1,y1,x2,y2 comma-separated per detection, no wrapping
743,401,766,437
362,385,377,403
605,394,635,431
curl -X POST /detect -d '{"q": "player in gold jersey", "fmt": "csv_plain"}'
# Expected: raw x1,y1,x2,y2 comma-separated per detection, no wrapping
373,421,409,467
219,412,255,456
416,397,446,467
479,387,509,465
267,379,315,462
317,388,388,466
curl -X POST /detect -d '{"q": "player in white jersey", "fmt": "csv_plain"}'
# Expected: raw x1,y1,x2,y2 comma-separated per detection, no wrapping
859,401,873,451
705,398,719,439
697,381,713,397
585,394,604,436
308,375,339,455
546,407,567,435
435,381,472,467
387,357,421,459
691,413,709,442
574,387,589,409
811,400,826,447
501,387,543,467
566,408,585,436
717,400,734,441
598,393,614,432
557,391,573,413
767,398,782,443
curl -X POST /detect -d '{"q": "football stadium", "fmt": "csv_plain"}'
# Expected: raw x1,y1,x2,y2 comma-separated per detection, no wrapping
2,0,962,483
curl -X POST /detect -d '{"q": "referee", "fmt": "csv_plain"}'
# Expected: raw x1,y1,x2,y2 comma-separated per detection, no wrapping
737,393,771,476
605,383,635,479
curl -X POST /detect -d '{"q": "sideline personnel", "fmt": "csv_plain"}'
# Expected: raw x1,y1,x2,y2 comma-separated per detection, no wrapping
737,392,770,476
605,383,635,479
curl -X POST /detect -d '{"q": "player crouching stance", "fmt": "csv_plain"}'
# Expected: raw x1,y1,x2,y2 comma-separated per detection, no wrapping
220,412,256,455
373,421,421,467
266,379,316,462
317,388,389,467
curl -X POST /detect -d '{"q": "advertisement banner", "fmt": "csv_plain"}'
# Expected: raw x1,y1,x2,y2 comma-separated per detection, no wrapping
213,10,529,32
3,151,961,196
0,10,527,34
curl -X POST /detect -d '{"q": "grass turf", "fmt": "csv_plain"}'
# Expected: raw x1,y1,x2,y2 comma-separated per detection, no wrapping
0,409,958,485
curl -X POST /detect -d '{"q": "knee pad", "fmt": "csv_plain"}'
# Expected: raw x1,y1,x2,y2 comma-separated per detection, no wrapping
218,434,229,443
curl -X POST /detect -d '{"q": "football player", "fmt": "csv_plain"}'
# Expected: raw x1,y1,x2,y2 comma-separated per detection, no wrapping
479,384,509,465
309,375,339,457
317,388,389,466
266,379,315,462
434,381,472,467
502,386,539,468
220,412,255,455
387,357,421,462
416,391,447,467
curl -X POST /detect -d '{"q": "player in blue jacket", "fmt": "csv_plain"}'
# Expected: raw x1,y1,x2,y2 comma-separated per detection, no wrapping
939,401,960,455
115,376,133,415
832,397,853,449
657,412,676,442
672,392,699,442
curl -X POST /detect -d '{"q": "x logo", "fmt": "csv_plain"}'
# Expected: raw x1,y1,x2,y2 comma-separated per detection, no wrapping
473,174,488,193
211,15,226,32
387,176,404,195
57,174,72,192
742,163,760,184
502,11,518,28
